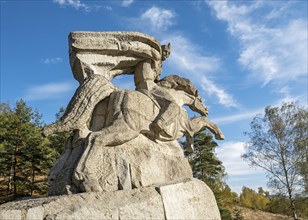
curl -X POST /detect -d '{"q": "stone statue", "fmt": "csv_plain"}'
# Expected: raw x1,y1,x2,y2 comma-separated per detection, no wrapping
41,32,224,196
0,32,223,220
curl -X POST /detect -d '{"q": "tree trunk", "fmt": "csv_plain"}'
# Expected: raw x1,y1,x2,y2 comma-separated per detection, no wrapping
281,146,298,220
289,198,298,220
31,163,35,196
13,152,17,196
6,175,11,195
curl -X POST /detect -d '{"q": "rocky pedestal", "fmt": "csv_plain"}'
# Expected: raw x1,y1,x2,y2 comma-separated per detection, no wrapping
48,135,193,195
0,179,220,220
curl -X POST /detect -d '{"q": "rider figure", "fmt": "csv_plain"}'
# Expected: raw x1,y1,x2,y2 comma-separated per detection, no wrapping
134,43,181,138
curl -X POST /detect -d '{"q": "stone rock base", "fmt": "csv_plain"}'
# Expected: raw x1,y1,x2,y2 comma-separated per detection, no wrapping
0,179,220,220
48,135,193,195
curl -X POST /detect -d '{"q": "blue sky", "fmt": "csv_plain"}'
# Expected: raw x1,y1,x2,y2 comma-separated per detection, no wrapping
1,0,307,194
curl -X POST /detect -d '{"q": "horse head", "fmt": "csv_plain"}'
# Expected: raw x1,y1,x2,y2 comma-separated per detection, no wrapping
157,75,209,116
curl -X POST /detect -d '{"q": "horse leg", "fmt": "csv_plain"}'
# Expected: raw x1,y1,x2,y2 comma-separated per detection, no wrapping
189,116,224,140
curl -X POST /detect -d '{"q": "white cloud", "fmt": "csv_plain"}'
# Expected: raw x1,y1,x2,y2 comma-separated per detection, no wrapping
265,1,295,20
104,6,112,11
40,57,63,64
201,78,238,108
140,7,175,31
164,35,219,73
213,109,262,125
213,91,307,125
24,82,74,101
274,86,299,105
163,35,238,108
122,0,134,7
53,0,90,12
216,141,264,176
207,1,308,86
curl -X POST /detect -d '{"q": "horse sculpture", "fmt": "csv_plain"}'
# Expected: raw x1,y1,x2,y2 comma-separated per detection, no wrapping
71,75,224,192
86,75,223,145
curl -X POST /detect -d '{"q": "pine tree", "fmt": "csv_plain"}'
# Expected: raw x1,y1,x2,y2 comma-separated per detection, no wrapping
185,128,239,219
0,100,58,202
188,128,225,188
47,107,71,155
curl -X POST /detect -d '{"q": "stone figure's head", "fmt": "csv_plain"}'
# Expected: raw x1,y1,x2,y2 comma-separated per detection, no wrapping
161,43,171,61
157,75,198,96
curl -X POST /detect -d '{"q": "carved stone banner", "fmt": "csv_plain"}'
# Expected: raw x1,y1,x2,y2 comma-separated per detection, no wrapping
0,32,224,220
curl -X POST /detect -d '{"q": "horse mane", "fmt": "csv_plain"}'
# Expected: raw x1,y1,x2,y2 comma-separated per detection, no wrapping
157,75,198,97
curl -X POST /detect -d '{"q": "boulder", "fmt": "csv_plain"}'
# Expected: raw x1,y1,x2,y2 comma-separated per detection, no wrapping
0,179,220,220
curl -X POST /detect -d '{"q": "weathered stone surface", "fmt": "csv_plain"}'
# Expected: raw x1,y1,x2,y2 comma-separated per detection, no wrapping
47,137,85,195
0,179,220,220
0,185,164,220
48,134,193,195
159,179,221,220
26,206,44,220
43,74,115,137
69,32,162,84
117,188,165,219
0,210,22,220
74,135,193,193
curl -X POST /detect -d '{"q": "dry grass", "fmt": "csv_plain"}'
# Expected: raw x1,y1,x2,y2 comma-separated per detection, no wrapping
239,206,296,220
